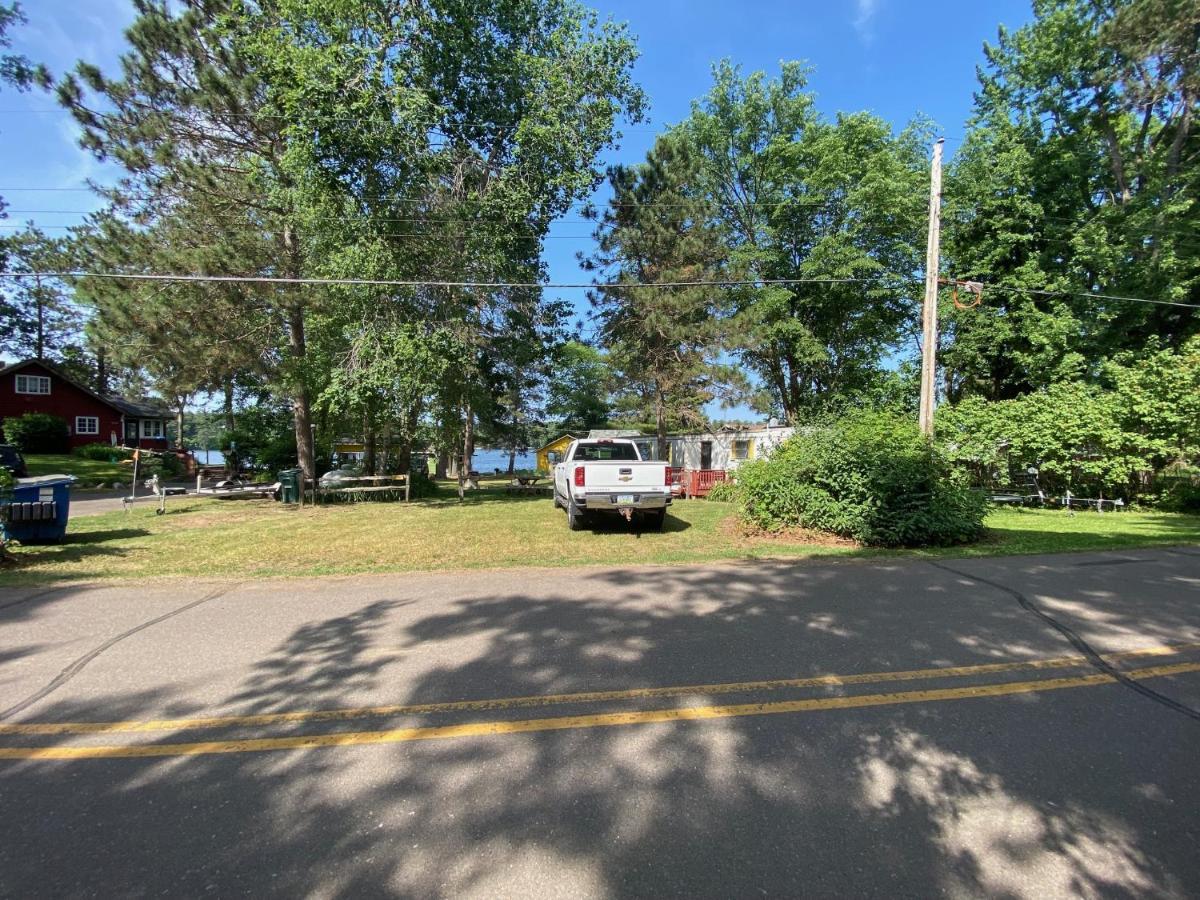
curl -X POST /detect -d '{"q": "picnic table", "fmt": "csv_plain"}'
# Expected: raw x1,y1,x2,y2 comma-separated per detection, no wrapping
506,474,546,495
317,473,410,503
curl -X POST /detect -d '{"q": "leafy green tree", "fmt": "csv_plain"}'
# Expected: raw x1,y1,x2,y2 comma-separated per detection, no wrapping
320,323,470,476
61,0,645,486
543,341,612,434
1106,336,1200,466
587,131,728,459
680,61,931,419
943,0,1199,400
938,384,1157,497
58,0,330,477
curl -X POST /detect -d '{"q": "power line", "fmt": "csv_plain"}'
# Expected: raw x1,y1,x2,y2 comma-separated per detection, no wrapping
980,284,1200,311
0,224,599,240
0,186,933,209
0,272,890,290
4,270,1194,311
0,209,602,225
0,107,672,132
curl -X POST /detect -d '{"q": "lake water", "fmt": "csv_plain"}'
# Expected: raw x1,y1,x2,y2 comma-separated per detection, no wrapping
471,449,538,473
188,447,538,472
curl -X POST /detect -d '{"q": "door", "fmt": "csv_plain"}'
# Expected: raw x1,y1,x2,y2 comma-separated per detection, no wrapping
125,419,139,445
700,441,713,470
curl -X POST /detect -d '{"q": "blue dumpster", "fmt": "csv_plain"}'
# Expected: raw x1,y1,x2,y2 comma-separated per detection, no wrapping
2,475,76,544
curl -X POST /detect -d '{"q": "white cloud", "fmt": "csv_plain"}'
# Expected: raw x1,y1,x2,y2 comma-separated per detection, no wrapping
853,0,881,45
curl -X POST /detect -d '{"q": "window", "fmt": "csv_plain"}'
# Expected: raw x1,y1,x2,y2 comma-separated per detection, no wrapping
732,439,751,460
141,419,164,439
15,374,50,395
572,441,639,461
75,416,99,436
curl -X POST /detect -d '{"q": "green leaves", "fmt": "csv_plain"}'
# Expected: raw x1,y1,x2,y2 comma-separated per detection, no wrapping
944,0,1199,400
679,62,930,419
587,131,728,450
737,410,986,546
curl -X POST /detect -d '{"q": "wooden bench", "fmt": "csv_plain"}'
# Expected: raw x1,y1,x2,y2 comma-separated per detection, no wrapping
317,476,410,503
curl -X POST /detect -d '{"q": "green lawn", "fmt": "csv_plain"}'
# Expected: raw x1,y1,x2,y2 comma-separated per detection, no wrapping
22,454,133,486
2,482,1198,585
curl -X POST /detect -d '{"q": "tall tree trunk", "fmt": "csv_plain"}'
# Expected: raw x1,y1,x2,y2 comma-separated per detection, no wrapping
282,223,315,482
363,412,376,476
655,385,667,462
436,450,449,479
397,405,418,476
287,303,316,482
223,380,235,432
175,403,185,450
379,422,392,475
458,403,474,501
507,448,516,476
96,346,108,394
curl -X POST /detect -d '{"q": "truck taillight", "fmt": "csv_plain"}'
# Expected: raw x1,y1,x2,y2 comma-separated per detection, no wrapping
664,465,672,485
574,466,585,487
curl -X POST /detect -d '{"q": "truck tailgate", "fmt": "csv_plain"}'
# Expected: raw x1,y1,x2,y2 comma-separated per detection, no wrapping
580,462,667,490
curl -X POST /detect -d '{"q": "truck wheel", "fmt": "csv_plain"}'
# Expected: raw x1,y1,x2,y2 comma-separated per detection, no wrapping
645,510,666,531
567,501,584,531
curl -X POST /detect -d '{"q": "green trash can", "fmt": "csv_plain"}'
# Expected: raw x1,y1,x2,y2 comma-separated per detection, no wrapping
277,468,300,504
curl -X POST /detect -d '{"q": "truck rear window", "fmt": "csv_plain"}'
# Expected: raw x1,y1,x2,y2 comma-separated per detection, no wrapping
573,442,639,461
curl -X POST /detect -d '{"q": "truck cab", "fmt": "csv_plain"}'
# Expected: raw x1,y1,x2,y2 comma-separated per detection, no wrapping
552,439,672,531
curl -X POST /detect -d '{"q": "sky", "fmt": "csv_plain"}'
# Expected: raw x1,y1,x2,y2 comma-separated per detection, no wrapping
1,0,1036,418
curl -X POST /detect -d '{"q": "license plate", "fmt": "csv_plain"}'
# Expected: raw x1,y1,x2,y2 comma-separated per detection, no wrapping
616,494,635,505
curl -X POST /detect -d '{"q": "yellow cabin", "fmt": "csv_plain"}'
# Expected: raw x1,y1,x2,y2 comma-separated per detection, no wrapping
535,434,576,474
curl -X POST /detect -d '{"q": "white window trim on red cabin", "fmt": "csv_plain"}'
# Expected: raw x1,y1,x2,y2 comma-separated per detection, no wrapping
15,373,51,395
140,419,164,439
75,416,100,436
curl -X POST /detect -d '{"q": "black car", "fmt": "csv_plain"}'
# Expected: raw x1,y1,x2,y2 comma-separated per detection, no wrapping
0,444,27,478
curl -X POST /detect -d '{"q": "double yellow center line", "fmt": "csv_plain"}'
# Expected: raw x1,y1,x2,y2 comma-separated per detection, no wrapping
2,643,1197,760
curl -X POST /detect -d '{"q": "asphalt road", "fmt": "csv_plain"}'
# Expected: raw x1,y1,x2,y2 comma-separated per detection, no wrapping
1,548,1198,898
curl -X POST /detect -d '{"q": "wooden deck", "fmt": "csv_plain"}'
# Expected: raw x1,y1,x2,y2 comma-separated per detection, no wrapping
681,469,727,499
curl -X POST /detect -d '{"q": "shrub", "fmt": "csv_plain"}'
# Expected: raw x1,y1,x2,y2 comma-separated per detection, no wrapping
407,465,436,499
738,410,986,547
1149,477,1200,513
938,385,1157,499
704,478,739,503
73,443,134,461
2,413,69,454
134,451,184,479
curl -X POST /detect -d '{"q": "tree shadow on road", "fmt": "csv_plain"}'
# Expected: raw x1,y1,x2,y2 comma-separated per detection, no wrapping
1,555,1198,896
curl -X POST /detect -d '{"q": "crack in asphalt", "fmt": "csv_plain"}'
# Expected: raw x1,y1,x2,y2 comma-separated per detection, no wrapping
927,558,1200,723
0,583,243,721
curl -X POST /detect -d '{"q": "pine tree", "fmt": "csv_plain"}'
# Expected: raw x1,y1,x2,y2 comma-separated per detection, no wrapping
586,132,729,459
0,225,83,363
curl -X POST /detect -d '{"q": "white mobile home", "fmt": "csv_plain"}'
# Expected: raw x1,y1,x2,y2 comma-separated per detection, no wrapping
665,422,794,471
585,422,795,471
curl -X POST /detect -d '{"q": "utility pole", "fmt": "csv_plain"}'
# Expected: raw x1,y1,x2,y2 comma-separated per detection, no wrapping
918,138,944,438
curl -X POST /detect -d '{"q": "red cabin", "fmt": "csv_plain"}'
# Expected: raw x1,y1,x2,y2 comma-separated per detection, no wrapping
0,359,172,450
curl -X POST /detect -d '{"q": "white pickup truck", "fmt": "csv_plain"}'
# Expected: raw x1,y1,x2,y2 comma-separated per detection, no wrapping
552,438,672,531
